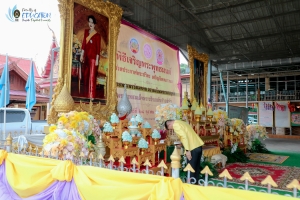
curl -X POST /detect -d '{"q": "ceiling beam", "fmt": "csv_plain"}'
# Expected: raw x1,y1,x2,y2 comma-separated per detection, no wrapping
210,29,300,46
221,1,265,50
264,0,294,56
130,0,216,53
175,0,252,61
194,0,264,16
203,9,299,30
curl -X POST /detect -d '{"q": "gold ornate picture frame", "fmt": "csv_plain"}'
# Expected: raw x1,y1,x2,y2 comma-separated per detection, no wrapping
187,45,209,107
48,0,122,124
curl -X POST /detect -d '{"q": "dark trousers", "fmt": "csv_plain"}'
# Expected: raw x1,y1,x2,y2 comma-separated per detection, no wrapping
187,146,202,182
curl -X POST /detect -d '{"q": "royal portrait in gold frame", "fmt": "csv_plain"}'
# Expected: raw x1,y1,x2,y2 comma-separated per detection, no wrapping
187,45,209,107
48,0,122,124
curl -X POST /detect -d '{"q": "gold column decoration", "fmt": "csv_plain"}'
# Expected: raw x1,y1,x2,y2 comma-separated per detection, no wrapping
6,133,12,152
187,45,209,108
53,80,74,113
170,146,181,169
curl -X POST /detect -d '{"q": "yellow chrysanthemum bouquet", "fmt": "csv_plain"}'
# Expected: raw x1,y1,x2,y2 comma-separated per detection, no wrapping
230,118,246,136
43,111,101,159
155,103,182,128
213,109,228,128
246,124,268,139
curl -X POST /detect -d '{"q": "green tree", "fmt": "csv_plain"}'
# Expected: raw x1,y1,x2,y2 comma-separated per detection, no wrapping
180,63,188,74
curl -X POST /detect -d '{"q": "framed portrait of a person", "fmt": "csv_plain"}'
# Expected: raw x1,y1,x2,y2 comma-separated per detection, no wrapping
187,45,209,107
71,3,109,103
48,0,122,123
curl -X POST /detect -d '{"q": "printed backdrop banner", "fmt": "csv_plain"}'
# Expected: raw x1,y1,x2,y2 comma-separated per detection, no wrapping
116,20,181,126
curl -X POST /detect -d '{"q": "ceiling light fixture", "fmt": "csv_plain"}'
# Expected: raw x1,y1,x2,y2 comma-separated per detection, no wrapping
251,74,254,75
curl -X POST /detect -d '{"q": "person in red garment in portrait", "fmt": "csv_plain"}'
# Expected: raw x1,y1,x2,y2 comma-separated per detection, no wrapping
80,15,101,99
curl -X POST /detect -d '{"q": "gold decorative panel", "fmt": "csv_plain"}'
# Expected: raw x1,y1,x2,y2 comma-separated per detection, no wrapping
187,45,209,107
48,0,123,124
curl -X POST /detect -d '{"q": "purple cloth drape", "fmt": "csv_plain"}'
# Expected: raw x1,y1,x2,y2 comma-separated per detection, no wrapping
0,162,81,200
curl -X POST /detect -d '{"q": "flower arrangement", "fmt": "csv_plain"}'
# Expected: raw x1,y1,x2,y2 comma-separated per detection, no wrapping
121,131,132,142
43,111,95,159
225,118,232,126
213,109,228,127
135,114,144,124
246,125,268,139
56,111,101,139
136,130,142,137
138,138,148,149
43,111,102,159
43,128,90,160
230,118,246,136
143,121,152,129
151,129,161,139
110,113,120,124
103,122,114,133
129,115,138,127
155,103,182,128
121,131,132,149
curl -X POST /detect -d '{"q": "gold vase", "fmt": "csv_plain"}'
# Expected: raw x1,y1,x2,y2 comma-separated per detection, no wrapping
154,138,159,145
140,148,145,155
123,141,130,149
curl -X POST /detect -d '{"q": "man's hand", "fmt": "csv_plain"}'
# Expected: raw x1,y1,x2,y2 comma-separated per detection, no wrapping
186,151,192,161
80,55,84,63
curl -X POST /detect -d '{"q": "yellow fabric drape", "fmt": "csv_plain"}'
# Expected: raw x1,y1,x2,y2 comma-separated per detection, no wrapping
0,150,7,164
182,184,292,200
74,166,182,200
2,151,182,200
5,153,60,198
0,150,294,200
51,160,74,182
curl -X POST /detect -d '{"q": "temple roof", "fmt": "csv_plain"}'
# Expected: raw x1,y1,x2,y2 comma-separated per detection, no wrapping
41,25,59,78
0,55,41,79
0,55,49,103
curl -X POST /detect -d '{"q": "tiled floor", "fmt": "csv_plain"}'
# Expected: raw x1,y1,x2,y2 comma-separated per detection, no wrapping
263,137,300,153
